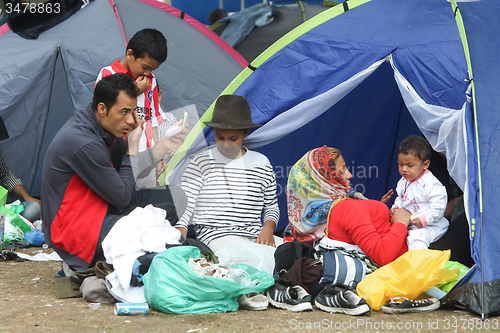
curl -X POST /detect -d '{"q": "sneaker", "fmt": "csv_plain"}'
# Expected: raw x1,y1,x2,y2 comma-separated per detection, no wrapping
238,293,268,310
382,297,440,314
54,269,66,279
267,284,313,312
314,283,371,316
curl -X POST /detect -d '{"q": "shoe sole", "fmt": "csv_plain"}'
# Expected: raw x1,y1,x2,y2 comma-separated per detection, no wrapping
382,300,440,314
315,300,370,316
239,305,268,311
267,291,313,312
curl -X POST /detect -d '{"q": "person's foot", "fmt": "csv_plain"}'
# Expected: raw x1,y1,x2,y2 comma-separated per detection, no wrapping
314,283,371,316
382,297,440,314
238,293,268,310
267,284,313,312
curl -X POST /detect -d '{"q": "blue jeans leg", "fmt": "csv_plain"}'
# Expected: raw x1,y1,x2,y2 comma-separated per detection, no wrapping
20,201,41,222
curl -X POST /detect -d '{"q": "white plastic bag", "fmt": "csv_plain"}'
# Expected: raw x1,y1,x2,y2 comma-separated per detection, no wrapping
215,242,276,275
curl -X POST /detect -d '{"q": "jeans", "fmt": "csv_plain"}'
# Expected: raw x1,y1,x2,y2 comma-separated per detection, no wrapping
20,201,41,222
90,185,187,266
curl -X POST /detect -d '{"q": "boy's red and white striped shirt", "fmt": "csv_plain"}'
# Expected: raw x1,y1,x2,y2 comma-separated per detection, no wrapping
96,60,165,149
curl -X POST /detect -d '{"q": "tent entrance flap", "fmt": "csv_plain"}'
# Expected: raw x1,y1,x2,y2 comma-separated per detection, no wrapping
246,57,387,149
249,60,422,230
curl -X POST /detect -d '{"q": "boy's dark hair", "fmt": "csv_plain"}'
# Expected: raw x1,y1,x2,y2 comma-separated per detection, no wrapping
126,28,167,63
398,135,432,162
92,74,139,114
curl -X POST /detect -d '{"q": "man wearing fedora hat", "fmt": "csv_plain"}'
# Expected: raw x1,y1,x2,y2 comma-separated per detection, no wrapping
175,95,281,252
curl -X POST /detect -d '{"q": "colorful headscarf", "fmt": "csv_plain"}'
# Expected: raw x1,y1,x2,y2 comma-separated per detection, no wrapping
286,146,352,243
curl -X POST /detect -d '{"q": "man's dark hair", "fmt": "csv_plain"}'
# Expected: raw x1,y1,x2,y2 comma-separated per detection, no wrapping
91,74,139,114
126,28,167,63
398,135,432,162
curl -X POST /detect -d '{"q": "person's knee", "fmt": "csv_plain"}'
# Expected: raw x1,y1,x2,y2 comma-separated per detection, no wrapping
408,239,429,250
20,201,41,222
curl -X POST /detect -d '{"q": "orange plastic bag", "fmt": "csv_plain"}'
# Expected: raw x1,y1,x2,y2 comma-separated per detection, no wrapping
356,250,459,310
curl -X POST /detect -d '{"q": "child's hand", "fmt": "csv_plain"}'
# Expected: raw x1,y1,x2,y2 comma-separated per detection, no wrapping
411,215,423,228
156,160,167,175
390,208,411,227
389,207,396,218
381,189,394,204
256,221,276,247
135,75,149,95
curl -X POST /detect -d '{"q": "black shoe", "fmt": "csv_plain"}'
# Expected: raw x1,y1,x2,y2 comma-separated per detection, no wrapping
54,269,66,279
267,284,313,312
382,297,440,314
314,283,371,316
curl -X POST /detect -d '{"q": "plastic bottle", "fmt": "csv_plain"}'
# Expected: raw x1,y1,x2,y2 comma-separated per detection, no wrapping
228,267,252,286
282,224,295,243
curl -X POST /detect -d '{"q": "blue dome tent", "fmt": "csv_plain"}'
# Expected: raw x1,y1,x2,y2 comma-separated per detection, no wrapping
166,0,500,317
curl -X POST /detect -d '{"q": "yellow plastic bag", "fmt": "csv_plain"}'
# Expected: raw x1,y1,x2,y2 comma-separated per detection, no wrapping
356,250,459,310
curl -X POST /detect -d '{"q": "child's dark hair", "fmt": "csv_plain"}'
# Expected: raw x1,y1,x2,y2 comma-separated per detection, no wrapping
398,135,431,162
92,74,139,113
126,28,167,63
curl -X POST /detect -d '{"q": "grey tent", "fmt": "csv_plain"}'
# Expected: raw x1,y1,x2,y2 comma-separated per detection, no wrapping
0,0,246,197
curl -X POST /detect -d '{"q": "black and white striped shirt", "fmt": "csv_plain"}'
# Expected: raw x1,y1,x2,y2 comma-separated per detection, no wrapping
178,147,279,244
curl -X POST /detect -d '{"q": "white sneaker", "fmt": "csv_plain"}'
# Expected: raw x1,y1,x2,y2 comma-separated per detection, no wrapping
267,284,313,312
238,293,269,310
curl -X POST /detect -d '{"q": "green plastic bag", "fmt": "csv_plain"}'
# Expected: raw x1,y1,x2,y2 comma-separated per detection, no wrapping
9,204,24,215
143,246,275,314
0,186,7,207
0,206,32,244
437,261,470,292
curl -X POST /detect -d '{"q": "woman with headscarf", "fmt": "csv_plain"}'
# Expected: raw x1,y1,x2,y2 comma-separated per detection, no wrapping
270,146,441,316
268,146,412,315
287,146,409,265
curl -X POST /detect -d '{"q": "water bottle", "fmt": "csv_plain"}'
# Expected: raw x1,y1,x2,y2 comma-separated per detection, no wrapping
282,224,295,243
228,267,252,286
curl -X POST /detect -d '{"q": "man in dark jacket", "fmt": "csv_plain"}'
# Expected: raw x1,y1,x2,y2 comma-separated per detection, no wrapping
41,73,186,271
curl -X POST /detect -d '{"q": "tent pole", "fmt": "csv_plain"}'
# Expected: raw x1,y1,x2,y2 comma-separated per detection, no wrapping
241,0,245,11
451,0,486,318
481,211,486,320
219,0,223,9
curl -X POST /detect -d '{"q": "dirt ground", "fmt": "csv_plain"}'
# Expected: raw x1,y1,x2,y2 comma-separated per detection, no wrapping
1,247,498,333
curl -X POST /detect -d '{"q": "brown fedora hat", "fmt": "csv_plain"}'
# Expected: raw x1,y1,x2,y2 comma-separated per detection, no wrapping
204,95,262,130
